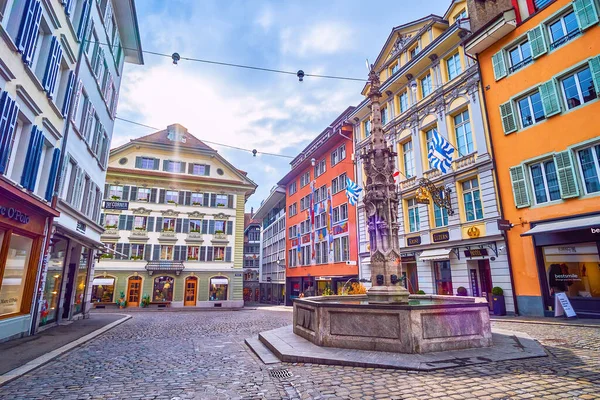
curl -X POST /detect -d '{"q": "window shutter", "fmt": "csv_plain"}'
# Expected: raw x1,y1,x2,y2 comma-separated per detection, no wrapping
202,220,208,234
61,71,75,118
0,93,20,174
210,194,217,207
147,216,154,232
20,126,43,191
199,246,206,262
226,221,233,235
491,51,507,81
153,244,160,260
180,246,187,261
122,244,130,260
135,156,142,168
228,194,234,208
553,151,580,199
203,193,210,206
153,158,160,170
16,0,43,66
180,162,186,173
155,217,163,232
176,218,183,233
159,189,166,203
100,213,105,226
206,246,213,262
122,186,130,201
42,37,63,98
588,56,600,95
538,80,561,117
178,191,185,205
104,184,109,199
185,191,191,206
150,188,157,202
225,247,232,262
527,25,547,59
70,80,83,124
183,219,189,233
129,186,137,201
44,148,61,201
115,243,124,260
144,244,152,261
163,160,168,171
209,220,215,234
573,0,599,30
499,101,517,134
509,165,531,208
118,215,126,230
125,215,134,230
76,0,92,40
205,165,210,176
174,246,180,261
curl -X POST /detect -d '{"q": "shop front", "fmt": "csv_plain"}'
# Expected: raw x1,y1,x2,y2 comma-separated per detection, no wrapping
0,180,59,342
259,282,285,304
524,214,600,318
286,274,359,305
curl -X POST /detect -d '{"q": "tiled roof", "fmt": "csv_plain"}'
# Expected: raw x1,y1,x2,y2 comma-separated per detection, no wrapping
132,124,214,151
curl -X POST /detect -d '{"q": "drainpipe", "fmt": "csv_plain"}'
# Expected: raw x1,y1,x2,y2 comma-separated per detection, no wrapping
466,50,520,316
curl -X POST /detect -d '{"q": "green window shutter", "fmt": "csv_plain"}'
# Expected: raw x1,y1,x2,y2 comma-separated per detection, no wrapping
573,0,599,31
492,51,507,81
538,80,561,117
499,101,517,134
553,151,580,199
527,25,547,59
588,55,600,95
509,166,531,208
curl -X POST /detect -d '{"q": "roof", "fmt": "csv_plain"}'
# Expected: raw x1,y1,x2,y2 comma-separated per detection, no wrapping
113,0,144,65
253,186,286,221
244,213,260,229
131,124,214,152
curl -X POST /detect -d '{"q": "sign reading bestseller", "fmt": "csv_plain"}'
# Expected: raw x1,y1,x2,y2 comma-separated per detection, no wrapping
554,293,576,318
104,200,129,210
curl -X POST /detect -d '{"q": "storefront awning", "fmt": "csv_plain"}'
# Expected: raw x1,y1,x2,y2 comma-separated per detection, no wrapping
210,278,229,285
418,248,452,262
92,278,115,286
521,215,600,237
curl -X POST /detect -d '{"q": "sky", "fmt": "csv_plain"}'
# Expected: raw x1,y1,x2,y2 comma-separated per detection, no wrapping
112,0,452,212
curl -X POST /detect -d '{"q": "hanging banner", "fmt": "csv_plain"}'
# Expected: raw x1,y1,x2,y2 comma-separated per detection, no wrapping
332,221,349,235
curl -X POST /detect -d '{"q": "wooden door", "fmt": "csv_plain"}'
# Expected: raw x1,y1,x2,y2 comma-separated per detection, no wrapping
127,277,142,307
184,278,197,306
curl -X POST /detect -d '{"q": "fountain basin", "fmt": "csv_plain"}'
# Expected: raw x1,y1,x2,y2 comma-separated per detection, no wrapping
293,294,492,354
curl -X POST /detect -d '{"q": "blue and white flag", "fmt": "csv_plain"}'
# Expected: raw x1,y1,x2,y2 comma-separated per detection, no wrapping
346,178,362,206
428,129,455,173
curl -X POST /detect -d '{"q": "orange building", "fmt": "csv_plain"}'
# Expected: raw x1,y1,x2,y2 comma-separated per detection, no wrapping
466,0,600,316
278,108,358,305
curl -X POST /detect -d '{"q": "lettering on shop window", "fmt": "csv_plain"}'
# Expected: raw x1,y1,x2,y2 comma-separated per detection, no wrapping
0,205,30,224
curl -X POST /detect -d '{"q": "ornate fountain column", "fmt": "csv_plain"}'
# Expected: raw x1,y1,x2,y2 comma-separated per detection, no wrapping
361,66,409,304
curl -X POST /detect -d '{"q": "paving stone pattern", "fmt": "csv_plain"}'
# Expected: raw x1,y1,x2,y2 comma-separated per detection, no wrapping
0,309,599,400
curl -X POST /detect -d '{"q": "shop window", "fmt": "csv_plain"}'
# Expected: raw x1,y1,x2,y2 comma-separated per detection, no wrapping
109,185,123,200
136,188,150,201
0,231,33,317
544,243,599,299
529,160,561,204
577,144,600,194
91,277,115,303
508,41,532,73
72,248,89,315
153,276,174,302
454,110,474,156
209,276,228,300
104,214,118,229
216,194,228,207
560,67,596,110
517,91,545,128
41,237,67,325
188,246,200,261
160,245,174,260
191,192,203,206
547,11,580,50
213,247,225,261
407,198,420,232
434,261,453,295
462,178,483,221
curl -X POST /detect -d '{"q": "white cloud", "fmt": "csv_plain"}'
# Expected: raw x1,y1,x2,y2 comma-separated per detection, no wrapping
281,22,354,57
255,7,274,31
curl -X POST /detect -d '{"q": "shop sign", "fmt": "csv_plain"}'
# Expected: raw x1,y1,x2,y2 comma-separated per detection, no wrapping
464,249,488,258
554,293,576,318
432,231,449,243
76,221,86,234
104,200,129,210
406,236,421,246
0,204,30,224
469,269,479,297
234,273,242,277
591,227,600,234
497,219,512,231
401,255,416,262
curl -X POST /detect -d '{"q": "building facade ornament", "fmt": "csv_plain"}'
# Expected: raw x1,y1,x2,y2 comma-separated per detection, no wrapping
132,207,152,215
161,209,180,217
213,212,230,220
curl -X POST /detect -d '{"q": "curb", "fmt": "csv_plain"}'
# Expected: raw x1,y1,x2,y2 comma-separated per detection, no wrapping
491,318,600,329
0,314,132,387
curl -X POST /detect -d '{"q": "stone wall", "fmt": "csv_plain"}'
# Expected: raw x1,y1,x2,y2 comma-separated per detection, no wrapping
467,0,514,33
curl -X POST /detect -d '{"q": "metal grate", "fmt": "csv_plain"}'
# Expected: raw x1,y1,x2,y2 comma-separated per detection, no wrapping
269,369,292,379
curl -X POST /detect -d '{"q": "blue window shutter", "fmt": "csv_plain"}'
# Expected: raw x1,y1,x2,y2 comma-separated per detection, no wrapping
225,247,232,262
118,215,126,230
163,160,168,171
153,245,160,260
76,0,91,40
203,193,209,206
42,37,63,98
16,0,43,66
20,126,41,190
175,218,182,233
210,194,216,207
174,246,180,261
155,217,163,232
206,246,213,262
182,219,189,233
125,215,134,230
226,221,233,235
146,216,154,232
209,220,215,234
199,246,206,261
122,185,130,201
115,243,124,260
144,244,152,261
129,186,137,201
153,158,159,170
99,213,105,226
204,165,210,176
135,156,142,168
202,220,208,234
61,71,75,117
44,147,61,201
27,129,44,191
0,92,20,174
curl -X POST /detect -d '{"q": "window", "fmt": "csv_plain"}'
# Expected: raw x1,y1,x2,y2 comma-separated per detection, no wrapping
577,144,600,194
314,159,326,177
187,246,200,261
548,11,580,49
364,119,371,138
454,110,474,155
288,203,297,217
162,218,175,232
446,53,462,81
130,244,144,260
109,185,123,200
534,0,553,11
399,92,408,113
530,160,561,204
140,157,155,170
381,107,388,125
300,171,310,187
104,214,118,228
191,192,203,206
391,63,399,75
433,191,449,227
331,144,346,166
165,190,178,204
137,188,150,201
462,178,483,221
289,181,297,195
517,92,546,128
425,128,437,168
214,220,225,233
333,236,349,262
91,276,114,303
133,216,146,230
191,164,208,176
407,198,420,232
209,277,228,300
421,74,432,97
410,44,420,59
153,276,174,302
160,245,174,260
300,195,310,211
332,173,347,194
213,247,225,261
166,161,183,173
333,203,348,224
560,67,596,110
508,41,532,73
454,9,467,22
216,194,228,207
189,219,202,233
402,141,414,178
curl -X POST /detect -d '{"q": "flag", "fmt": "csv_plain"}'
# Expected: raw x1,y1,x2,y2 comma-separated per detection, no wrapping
393,170,400,184
297,233,301,264
346,178,362,206
428,129,455,173
327,188,334,258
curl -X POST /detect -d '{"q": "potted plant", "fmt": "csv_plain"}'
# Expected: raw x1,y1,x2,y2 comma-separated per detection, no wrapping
111,195,121,200
134,226,146,231
141,294,150,308
491,286,506,316
162,228,175,232
190,228,201,233
130,255,143,261
416,290,426,295
100,253,113,259
456,287,468,296
192,202,202,206
105,224,118,229
116,291,127,309
214,230,224,234
167,200,177,205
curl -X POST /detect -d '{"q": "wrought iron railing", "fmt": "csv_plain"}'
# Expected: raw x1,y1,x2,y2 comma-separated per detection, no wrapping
549,29,581,50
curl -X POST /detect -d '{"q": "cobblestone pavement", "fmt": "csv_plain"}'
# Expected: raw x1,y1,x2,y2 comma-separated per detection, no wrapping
1,309,599,400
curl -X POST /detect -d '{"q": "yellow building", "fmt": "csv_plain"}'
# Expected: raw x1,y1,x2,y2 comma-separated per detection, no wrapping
94,124,256,308
350,0,516,312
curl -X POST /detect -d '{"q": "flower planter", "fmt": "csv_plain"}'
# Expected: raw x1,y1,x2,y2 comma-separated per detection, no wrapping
492,295,506,316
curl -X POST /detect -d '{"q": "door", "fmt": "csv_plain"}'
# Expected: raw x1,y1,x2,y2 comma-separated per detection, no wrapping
434,261,453,295
478,260,493,310
127,277,142,307
184,277,197,306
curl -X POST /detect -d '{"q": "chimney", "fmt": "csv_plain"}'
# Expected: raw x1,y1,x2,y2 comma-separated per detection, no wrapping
251,207,254,217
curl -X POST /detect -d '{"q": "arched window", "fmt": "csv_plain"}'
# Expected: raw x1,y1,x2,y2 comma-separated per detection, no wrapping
209,276,228,301
91,276,115,303
153,276,174,302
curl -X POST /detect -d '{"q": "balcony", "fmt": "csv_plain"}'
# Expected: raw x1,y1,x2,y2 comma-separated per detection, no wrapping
452,153,477,172
130,229,149,241
101,228,120,239
158,230,177,242
211,232,229,244
145,261,184,276
423,168,442,181
399,176,418,191
186,231,204,243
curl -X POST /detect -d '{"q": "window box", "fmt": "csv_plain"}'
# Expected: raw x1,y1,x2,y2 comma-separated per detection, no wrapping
134,226,146,231
110,195,121,200
214,257,224,261
192,202,202,206
215,230,225,234
105,224,118,229
162,228,175,232
190,229,201,233
167,200,177,205
130,255,143,261
101,253,113,259
188,256,198,261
